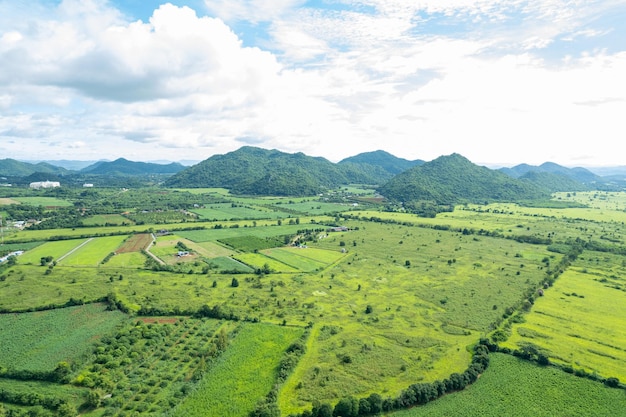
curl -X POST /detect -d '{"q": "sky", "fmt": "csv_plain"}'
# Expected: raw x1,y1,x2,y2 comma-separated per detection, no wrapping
0,0,625,167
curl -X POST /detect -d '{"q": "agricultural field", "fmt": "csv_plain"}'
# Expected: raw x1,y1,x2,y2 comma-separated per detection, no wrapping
1,189,626,416
12,196,73,207
58,235,128,266
191,203,285,220
391,353,626,417
502,251,626,381
0,303,127,372
171,323,303,417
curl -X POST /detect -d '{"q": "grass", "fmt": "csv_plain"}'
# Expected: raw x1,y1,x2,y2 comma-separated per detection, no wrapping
105,251,147,268
261,248,329,272
502,250,626,381
0,379,90,411
191,203,284,220
171,323,303,417
59,235,128,266
13,197,73,207
233,253,300,273
81,214,133,226
17,238,90,265
390,353,626,417
0,303,127,372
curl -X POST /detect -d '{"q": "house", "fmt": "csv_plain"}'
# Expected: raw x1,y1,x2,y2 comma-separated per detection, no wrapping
29,181,60,189
177,251,190,257
329,226,349,232
83,183,94,188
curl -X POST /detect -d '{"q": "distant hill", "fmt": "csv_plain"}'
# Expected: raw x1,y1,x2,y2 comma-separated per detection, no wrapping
380,153,548,205
166,147,342,195
338,150,423,175
0,159,70,177
81,158,185,176
519,171,589,193
499,162,602,184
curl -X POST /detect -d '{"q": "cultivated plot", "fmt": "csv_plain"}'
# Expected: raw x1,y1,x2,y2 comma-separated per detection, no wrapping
503,251,626,381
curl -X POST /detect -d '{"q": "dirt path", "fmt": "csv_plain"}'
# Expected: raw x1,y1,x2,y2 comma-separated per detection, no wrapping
145,233,165,265
57,238,94,263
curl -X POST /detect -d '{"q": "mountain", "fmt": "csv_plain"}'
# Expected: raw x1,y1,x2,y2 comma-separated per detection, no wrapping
519,171,589,193
165,146,384,195
338,150,423,175
81,158,185,176
499,162,602,184
0,159,70,177
379,153,548,205
165,147,338,195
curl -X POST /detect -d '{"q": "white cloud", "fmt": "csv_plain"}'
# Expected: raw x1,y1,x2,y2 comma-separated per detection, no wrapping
0,0,624,166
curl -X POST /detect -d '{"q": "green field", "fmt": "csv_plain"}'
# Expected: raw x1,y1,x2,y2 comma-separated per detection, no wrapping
2,188,626,416
59,235,128,266
390,353,626,417
0,303,127,372
16,238,90,265
192,203,285,220
502,251,626,381
172,323,303,417
13,196,73,207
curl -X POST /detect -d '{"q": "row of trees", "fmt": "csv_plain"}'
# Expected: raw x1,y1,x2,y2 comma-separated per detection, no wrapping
286,339,492,417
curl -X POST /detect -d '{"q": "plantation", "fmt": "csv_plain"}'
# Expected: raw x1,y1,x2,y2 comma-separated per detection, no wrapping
1,186,626,416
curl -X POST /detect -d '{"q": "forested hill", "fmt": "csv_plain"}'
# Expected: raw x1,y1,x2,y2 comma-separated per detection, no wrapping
164,146,391,195
81,158,185,175
379,153,549,205
338,150,423,175
499,162,601,184
0,159,70,177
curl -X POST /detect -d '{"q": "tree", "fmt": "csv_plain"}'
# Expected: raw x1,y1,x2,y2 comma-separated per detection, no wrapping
333,396,358,417
231,277,239,287
365,305,373,314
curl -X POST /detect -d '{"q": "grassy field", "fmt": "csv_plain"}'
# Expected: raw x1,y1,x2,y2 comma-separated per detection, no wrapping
390,353,626,417
192,203,285,220
502,250,626,381
17,238,90,265
13,196,73,207
0,303,127,372
59,235,128,266
171,323,303,417
3,190,626,416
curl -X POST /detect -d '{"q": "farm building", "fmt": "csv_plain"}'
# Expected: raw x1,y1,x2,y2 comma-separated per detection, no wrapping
29,181,60,189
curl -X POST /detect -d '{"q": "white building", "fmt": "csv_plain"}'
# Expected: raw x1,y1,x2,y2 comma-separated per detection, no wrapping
29,181,60,189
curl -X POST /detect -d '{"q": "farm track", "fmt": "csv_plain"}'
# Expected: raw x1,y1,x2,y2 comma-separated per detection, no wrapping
56,238,93,263
144,233,165,265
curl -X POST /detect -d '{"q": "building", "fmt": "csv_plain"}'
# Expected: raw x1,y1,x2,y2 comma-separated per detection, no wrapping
29,181,60,189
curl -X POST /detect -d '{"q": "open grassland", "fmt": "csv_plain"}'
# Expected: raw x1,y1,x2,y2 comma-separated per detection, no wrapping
3,192,626,415
16,238,89,265
1,219,558,409
502,251,626,381
150,236,203,265
59,235,128,266
273,201,355,215
555,190,626,211
0,303,127,372
13,196,73,207
390,353,626,417
171,323,303,417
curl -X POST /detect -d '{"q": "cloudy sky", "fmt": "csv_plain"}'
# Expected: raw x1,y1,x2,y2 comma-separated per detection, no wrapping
0,0,624,167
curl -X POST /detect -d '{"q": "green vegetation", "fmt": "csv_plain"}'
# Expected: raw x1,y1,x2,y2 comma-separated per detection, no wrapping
172,323,303,417
0,304,126,373
391,353,626,417
2,182,626,417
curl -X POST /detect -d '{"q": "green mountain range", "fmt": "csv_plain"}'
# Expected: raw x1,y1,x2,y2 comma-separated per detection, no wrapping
81,158,185,176
379,153,549,205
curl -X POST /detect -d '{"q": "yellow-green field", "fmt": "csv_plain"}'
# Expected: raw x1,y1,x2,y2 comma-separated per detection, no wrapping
503,251,626,381
17,238,89,265
105,251,147,268
59,235,128,266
